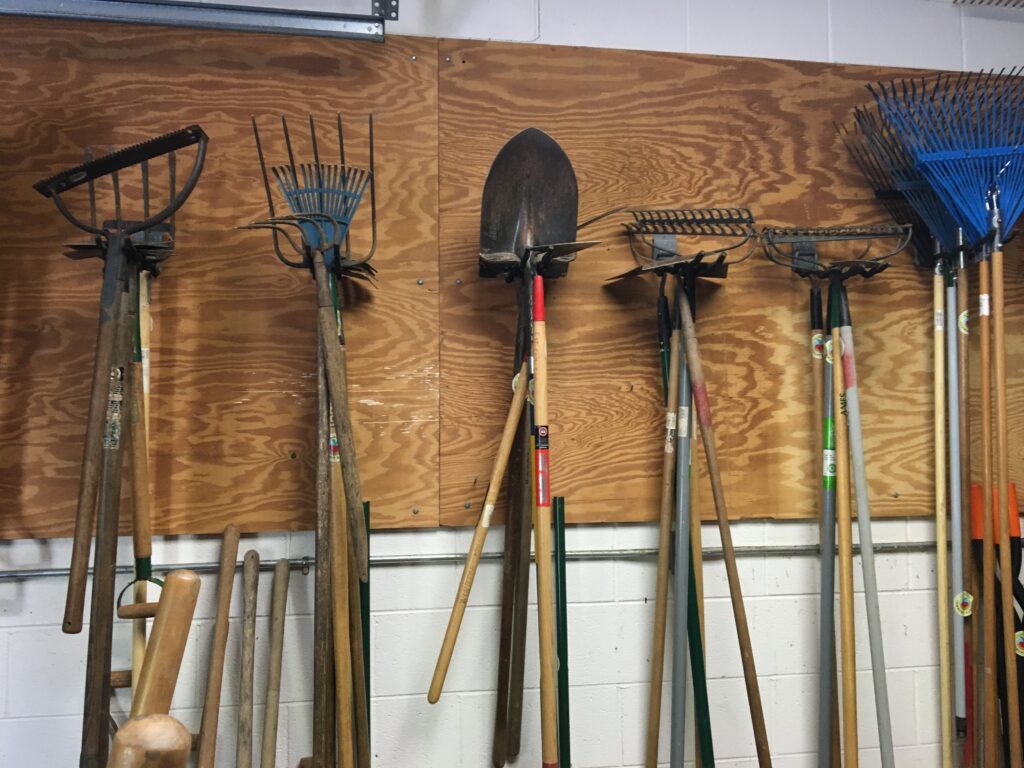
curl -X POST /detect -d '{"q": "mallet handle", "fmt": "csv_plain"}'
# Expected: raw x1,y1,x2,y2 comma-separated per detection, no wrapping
261,559,290,768
131,570,200,718
196,525,240,768
237,550,259,768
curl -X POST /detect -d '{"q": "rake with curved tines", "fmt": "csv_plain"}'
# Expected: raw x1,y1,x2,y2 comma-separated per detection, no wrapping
35,124,207,768
604,205,760,768
764,223,910,768
871,69,1024,768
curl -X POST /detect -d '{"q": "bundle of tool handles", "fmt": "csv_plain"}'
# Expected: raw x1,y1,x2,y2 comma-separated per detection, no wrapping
30,63,1024,768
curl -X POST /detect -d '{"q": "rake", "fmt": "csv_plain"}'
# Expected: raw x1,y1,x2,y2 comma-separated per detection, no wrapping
871,69,1024,768
244,113,377,767
599,206,760,768
764,224,911,768
840,104,974,764
34,126,207,768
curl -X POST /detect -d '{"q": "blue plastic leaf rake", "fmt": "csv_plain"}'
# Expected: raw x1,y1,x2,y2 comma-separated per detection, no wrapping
241,113,378,588
871,68,1024,768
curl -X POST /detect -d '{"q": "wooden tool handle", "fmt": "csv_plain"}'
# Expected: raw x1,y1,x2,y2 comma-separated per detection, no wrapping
531,273,559,768
196,525,240,768
313,252,369,583
128,357,153,687
130,570,200,718
645,325,681,767
65,268,126,634
237,550,260,768
107,714,192,768
119,602,160,621
261,559,290,768
680,291,772,767
978,258,999,768
834,323,857,768
430,361,529,704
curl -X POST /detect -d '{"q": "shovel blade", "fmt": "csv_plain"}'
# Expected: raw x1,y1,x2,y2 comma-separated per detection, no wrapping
479,128,583,278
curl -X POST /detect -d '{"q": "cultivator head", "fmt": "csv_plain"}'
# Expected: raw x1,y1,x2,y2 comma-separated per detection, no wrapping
244,113,377,281
762,224,911,281
34,125,208,273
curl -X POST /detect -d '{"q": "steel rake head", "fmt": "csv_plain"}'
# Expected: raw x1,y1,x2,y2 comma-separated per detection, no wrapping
612,207,756,279
869,68,1024,245
762,224,911,279
245,113,377,279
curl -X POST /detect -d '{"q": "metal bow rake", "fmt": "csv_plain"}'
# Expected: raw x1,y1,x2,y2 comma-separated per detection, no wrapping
764,223,910,768
600,205,763,768
34,124,208,768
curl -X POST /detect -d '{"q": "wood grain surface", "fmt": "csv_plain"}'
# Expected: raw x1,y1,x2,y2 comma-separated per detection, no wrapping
2,25,1022,536
436,39,1024,526
0,19,439,537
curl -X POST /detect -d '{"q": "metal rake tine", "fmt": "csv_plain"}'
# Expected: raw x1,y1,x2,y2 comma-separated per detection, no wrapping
84,146,97,230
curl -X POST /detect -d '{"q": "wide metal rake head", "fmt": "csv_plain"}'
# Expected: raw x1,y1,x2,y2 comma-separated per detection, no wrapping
601,207,756,280
244,113,377,280
34,125,208,274
869,68,1024,246
762,224,911,280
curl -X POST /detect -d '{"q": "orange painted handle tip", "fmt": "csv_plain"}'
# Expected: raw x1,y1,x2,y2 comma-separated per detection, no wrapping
970,482,1020,541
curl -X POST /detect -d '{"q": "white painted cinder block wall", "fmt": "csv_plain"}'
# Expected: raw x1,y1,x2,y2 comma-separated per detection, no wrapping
3,1,1024,766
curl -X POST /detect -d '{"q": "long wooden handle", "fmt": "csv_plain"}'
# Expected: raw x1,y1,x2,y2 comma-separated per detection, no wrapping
331,460,355,768
645,325,681,768
430,361,529,703
934,272,953,768
196,524,240,768
66,246,127,635
107,714,192,768
978,258,999,768
992,247,1022,768
237,550,260,768
833,323,857,768
260,559,290,768
679,291,771,767
313,252,369,582
130,570,200,718
530,274,559,768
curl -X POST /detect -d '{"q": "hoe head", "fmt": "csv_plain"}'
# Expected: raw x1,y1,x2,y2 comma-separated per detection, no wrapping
35,126,208,273
479,128,598,281
244,113,377,281
762,224,910,280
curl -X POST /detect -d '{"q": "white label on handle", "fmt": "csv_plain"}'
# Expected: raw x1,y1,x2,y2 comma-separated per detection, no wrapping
980,294,991,317
823,449,836,478
934,310,944,330
481,503,495,528
678,405,690,439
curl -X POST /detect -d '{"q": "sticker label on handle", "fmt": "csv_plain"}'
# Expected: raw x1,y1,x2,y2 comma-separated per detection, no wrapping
824,339,833,364
1016,631,1024,657
980,294,991,317
958,310,969,335
934,310,944,330
811,332,824,360
955,591,973,617
103,366,126,449
823,449,836,478
481,502,495,528
678,405,690,439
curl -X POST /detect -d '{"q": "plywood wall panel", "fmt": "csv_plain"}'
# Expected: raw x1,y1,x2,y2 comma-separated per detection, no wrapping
0,19,439,537
436,39,1024,526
